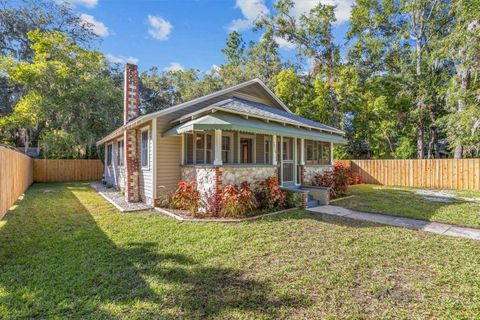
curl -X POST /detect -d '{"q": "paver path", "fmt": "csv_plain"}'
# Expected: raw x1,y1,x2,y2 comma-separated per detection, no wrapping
308,205,480,240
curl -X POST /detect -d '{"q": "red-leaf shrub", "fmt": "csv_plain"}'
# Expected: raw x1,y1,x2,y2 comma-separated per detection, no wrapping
219,182,257,217
313,162,355,197
204,192,222,217
173,180,200,214
255,176,286,209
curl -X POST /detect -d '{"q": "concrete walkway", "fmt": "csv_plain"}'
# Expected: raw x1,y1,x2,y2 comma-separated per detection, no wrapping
308,205,480,240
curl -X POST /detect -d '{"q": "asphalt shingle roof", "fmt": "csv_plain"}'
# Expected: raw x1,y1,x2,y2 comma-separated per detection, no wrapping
216,98,343,134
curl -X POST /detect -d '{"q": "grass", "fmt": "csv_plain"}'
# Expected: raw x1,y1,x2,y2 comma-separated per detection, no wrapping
1,183,480,318
334,184,480,228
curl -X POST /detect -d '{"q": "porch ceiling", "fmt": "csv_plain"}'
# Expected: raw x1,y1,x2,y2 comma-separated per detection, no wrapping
162,112,347,144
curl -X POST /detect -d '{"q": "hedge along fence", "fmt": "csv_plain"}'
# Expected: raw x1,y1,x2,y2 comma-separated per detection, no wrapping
33,159,104,182
337,159,480,190
0,146,34,217
1,147,104,217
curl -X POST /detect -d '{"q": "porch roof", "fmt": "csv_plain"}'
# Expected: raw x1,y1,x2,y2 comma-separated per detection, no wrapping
163,112,347,144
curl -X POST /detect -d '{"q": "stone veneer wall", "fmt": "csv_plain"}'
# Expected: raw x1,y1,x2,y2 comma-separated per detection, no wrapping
181,166,218,202
302,165,333,185
220,166,276,186
181,165,278,205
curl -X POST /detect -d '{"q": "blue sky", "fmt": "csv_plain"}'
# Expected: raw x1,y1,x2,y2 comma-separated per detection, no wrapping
68,0,353,72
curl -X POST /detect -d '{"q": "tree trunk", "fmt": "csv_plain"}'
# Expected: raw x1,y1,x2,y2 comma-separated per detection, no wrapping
415,38,425,159
453,66,469,159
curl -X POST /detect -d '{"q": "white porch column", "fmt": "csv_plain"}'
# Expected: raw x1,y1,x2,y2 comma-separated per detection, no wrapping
272,135,278,165
180,133,185,165
280,136,284,183
214,129,223,165
300,138,305,165
293,137,297,184
330,141,334,165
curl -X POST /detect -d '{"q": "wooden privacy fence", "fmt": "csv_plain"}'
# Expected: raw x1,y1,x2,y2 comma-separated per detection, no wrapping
340,159,480,190
0,146,33,217
33,159,104,182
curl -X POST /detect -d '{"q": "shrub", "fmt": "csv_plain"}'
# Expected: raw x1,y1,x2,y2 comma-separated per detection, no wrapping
204,193,222,217
285,190,301,208
313,162,354,197
255,176,286,209
172,181,200,215
157,192,175,209
219,182,257,218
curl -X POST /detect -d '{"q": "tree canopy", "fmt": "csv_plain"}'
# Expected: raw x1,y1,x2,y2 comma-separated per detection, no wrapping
0,0,478,159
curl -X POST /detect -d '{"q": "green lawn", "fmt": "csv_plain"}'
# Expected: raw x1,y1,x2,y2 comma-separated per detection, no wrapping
1,183,480,318
334,184,480,228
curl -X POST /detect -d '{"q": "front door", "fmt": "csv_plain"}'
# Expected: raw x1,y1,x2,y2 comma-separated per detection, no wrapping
282,137,294,185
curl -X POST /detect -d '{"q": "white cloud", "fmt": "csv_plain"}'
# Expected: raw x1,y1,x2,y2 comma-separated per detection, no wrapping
79,14,109,37
163,62,184,72
148,15,173,40
206,64,221,76
274,36,296,49
290,0,354,24
105,54,139,65
59,0,97,8
228,0,269,32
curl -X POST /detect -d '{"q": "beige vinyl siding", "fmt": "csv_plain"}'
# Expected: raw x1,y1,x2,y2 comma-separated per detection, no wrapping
138,122,153,202
156,117,182,195
104,138,126,190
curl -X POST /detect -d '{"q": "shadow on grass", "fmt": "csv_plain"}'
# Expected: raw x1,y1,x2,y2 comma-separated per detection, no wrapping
0,183,304,318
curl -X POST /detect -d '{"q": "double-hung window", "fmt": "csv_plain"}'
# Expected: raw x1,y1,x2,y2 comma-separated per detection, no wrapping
106,144,112,166
117,140,124,166
141,130,149,168
195,133,212,164
305,140,330,165
222,135,232,163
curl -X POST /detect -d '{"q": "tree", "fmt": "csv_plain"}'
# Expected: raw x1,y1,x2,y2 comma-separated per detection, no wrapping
348,0,454,158
0,30,121,158
221,31,245,66
0,0,97,148
273,68,304,113
442,0,480,158
245,25,283,87
262,0,342,128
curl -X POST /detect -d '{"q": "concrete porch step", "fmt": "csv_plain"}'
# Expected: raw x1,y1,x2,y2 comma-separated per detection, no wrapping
307,199,319,208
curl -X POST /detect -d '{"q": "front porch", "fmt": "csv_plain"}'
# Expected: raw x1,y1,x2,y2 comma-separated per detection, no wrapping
177,130,334,187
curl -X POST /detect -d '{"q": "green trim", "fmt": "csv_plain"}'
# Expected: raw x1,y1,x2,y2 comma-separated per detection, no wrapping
163,112,347,144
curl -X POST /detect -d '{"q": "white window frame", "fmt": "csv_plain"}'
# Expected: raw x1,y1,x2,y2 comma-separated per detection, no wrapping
116,138,124,167
140,128,150,170
106,143,113,166
221,132,234,164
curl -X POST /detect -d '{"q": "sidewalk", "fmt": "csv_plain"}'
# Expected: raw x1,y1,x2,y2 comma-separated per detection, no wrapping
308,205,480,240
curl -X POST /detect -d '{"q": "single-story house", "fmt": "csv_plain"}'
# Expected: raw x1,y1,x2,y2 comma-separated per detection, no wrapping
97,64,347,207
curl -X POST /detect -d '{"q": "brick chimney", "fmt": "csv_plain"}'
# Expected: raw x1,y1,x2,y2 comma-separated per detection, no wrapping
124,63,139,124
123,63,140,202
